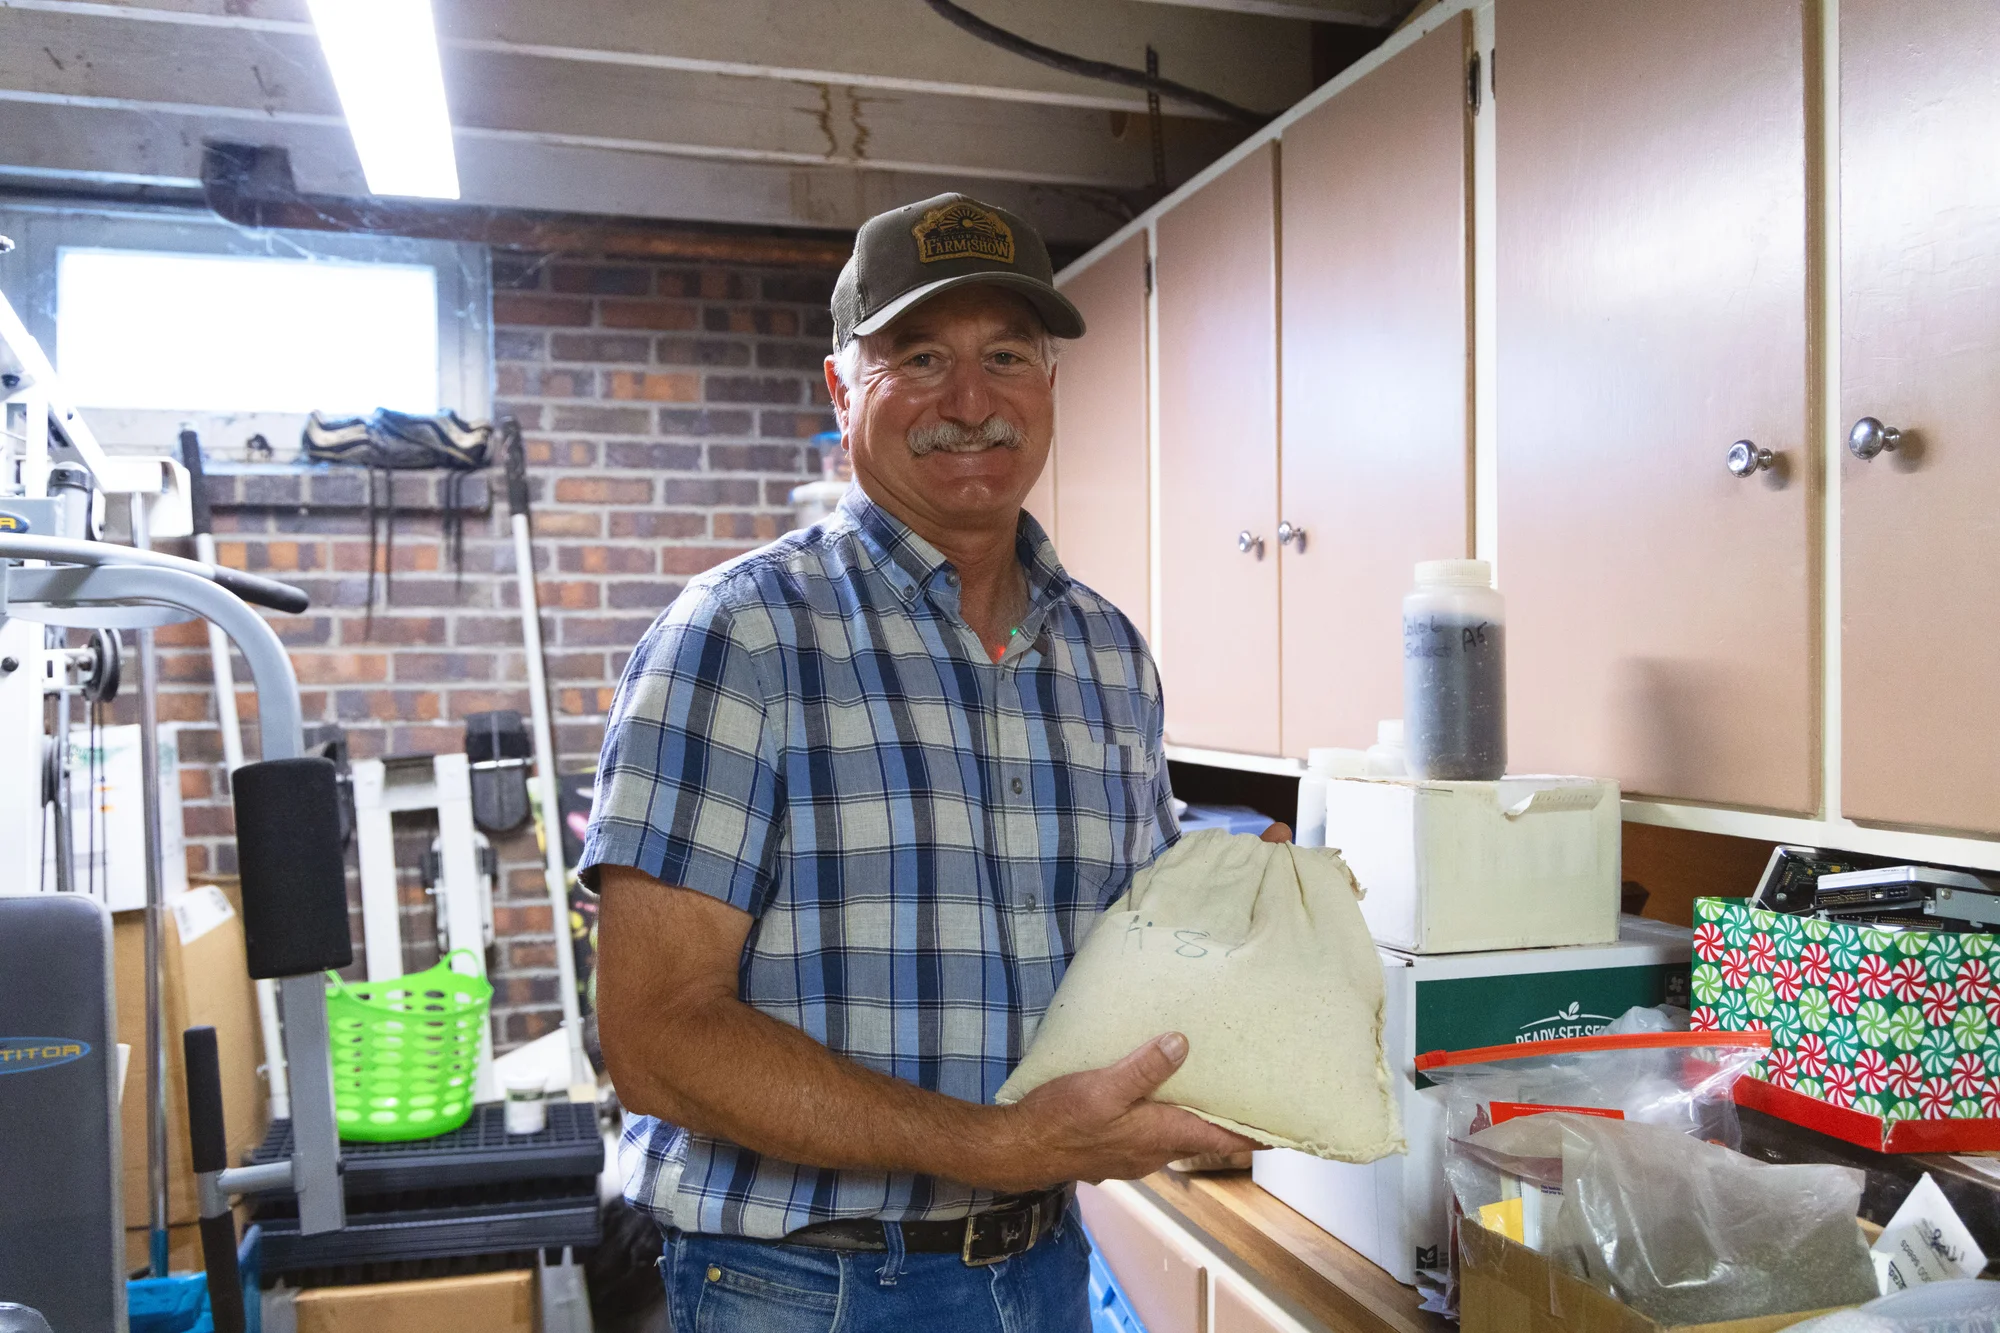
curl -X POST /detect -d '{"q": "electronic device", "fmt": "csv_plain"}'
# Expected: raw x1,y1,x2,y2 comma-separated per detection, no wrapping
1749,845,1894,915
1815,865,2000,931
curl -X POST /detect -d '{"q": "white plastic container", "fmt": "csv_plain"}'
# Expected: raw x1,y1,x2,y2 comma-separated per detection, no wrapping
1402,559,1505,781
1254,917,1693,1285
1293,747,1367,848
502,1070,548,1135
1365,720,1407,777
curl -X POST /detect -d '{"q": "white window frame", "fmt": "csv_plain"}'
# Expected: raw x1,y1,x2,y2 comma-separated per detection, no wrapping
0,202,491,459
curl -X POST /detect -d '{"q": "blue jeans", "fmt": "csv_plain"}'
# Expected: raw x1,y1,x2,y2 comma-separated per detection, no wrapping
658,1207,1093,1333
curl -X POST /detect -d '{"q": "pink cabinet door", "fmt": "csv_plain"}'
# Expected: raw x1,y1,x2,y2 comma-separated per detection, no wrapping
1055,231,1152,639
1077,1183,1206,1333
1279,16,1474,757
1156,143,1282,755
1497,0,1817,811
1210,1265,1300,1333
1840,0,2000,835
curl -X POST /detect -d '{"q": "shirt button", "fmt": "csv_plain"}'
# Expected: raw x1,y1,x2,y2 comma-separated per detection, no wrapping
945,571,960,587
1024,893,1039,910
1010,776,1024,796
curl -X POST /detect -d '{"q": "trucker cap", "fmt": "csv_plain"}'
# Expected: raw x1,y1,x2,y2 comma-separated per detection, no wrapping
831,193,1086,349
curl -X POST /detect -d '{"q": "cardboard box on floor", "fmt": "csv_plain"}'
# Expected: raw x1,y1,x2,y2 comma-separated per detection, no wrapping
114,882,269,1228
294,1272,535,1333
1458,1220,1848,1333
122,1202,251,1274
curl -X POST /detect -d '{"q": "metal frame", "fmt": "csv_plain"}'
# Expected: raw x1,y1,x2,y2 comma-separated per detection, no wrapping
0,538,344,1234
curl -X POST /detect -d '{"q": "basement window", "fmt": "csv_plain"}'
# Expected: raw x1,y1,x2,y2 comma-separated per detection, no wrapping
57,248,442,415
0,204,490,455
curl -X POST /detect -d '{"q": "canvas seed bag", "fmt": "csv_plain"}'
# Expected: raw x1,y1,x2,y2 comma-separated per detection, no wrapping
997,829,1405,1162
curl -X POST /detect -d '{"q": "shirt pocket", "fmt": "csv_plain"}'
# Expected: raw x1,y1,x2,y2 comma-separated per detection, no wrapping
1046,724,1155,910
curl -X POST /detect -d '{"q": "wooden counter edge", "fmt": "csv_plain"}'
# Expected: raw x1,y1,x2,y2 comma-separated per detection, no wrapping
1138,1170,1453,1333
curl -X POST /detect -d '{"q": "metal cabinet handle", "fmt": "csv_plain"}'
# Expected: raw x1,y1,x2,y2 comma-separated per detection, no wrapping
1236,530,1265,558
1848,416,1903,461
1726,440,1774,478
1277,520,1306,552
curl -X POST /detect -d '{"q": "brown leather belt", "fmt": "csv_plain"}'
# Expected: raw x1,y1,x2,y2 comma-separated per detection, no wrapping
779,1187,1071,1267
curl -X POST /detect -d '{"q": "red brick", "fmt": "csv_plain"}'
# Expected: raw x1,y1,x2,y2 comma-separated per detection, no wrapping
445,688,533,717
508,941,557,969
560,545,655,575
551,263,653,296
600,300,699,331
550,333,652,362
609,510,707,540
558,615,659,646
607,580,686,610
604,370,699,402
338,615,446,646
554,477,652,505
527,509,604,537
493,904,553,935
660,546,752,576
550,405,650,434
293,653,390,684
393,724,467,754
179,766,212,801
493,293,592,326
394,653,495,683
332,541,439,573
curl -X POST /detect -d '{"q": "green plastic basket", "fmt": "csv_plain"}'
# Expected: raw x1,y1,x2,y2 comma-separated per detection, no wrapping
325,949,492,1142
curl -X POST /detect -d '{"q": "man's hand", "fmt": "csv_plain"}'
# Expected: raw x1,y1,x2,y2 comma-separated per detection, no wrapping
980,1033,1261,1192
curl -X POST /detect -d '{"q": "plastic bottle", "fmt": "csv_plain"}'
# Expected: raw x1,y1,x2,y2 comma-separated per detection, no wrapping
1294,747,1368,847
1402,559,1506,781
1364,720,1408,777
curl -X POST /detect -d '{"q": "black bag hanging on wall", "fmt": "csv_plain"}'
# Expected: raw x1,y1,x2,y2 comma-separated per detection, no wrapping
302,409,492,632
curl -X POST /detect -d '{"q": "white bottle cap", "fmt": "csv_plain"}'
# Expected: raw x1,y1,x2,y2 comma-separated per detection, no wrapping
1414,558,1493,588
1307,747,1368,778
1376,719,1404,747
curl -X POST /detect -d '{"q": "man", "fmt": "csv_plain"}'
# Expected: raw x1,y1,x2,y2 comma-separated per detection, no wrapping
584,193,1256,1330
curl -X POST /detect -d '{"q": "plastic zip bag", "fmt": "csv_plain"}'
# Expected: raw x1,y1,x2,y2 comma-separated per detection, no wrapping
1417,1027,1772,1151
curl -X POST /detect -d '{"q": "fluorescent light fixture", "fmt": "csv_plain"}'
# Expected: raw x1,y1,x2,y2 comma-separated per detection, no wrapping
307,0,461,199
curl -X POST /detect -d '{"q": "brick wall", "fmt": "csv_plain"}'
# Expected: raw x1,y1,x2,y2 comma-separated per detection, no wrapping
143,251,841,1049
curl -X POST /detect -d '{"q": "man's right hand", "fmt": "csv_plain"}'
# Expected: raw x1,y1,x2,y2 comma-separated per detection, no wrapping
980,1033,1262,1192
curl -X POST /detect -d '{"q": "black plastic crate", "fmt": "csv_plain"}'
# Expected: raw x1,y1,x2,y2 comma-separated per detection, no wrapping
254,1184,601,1272
247,1101,603,1193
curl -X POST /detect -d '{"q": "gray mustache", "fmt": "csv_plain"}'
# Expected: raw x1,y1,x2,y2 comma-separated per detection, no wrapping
906,417,1025,456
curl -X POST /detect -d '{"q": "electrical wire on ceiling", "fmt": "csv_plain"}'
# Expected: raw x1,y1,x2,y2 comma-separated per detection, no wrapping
921,0,1268,126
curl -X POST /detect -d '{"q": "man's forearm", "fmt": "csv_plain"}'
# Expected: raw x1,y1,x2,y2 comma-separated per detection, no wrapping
610,991,1035,1190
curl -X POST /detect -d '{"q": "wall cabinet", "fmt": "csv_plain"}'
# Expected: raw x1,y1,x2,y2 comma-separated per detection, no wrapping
1156,143,1282,756
1496,0,1817,813
1278,16,1474,757
1053,231,1152,639
1838,0,2000,837
1079,1182,1319,1333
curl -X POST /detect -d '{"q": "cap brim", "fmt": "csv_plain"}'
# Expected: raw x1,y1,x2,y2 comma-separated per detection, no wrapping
851,271,1086,342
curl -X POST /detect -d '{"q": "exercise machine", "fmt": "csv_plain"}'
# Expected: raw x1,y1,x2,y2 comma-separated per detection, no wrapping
0,531,350,1333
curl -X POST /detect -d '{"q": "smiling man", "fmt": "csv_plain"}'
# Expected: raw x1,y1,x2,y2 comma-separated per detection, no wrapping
583,194,1254,1331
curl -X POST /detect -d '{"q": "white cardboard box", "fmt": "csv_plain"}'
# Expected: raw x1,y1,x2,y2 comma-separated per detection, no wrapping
1252,916,1691,1285
1324,775,1620,954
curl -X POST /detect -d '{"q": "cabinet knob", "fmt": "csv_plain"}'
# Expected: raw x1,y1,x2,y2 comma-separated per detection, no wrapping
1236,530,1265,558
1847,416,1903,461
1726,440,1774,478
1277,520,1306,552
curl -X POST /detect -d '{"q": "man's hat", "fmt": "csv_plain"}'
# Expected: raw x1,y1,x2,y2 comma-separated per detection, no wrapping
832,193,1086,349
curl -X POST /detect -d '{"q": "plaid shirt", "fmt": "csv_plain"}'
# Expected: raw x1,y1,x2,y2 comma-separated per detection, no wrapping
581,486,1176,1238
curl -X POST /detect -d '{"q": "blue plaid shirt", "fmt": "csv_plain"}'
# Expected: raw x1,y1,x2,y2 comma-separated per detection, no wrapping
581,486,1176,1238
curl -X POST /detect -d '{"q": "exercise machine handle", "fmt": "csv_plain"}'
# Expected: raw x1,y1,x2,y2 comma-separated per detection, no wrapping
210,566,310,615
183,1026,247,1333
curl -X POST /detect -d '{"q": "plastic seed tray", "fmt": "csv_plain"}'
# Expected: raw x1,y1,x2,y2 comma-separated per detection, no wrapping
251,1178,600,1272
247,1100,603,1193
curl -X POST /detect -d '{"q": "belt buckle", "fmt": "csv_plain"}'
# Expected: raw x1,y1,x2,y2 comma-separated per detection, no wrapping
961,1198,1040,1267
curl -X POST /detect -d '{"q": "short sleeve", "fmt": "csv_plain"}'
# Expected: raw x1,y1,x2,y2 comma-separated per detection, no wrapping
579,587,783,915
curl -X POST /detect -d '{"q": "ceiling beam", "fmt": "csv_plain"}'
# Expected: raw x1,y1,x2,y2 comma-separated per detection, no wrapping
0,0,1317,116
0,8,1242,190
1126,0,1408,26
0,99,1139,243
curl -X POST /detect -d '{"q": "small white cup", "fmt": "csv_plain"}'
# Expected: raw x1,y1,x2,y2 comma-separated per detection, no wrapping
502,1071,548,1136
